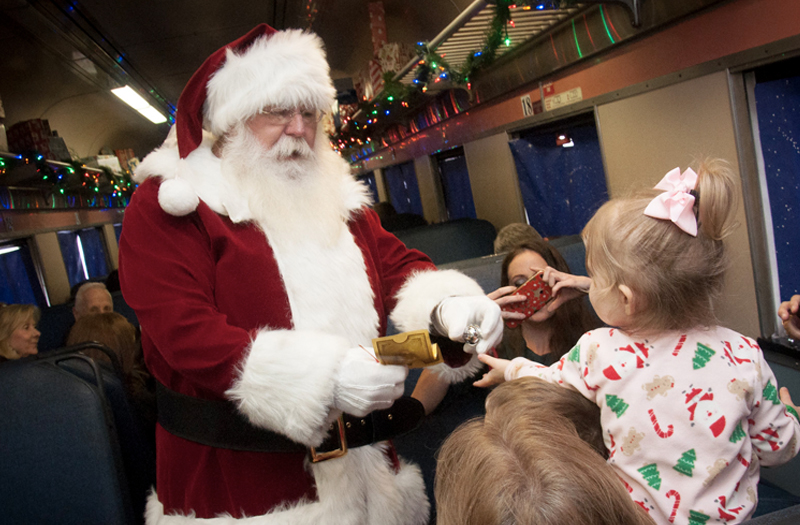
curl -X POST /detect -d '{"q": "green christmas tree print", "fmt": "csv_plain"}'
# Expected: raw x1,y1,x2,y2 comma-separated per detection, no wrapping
729,422,746,443
638,463,662,490
567,344,581,363
606,394,629,417
673,449,696,476
787,404,800,423
688,510,711,524
763,380,781,405
693,343,716,370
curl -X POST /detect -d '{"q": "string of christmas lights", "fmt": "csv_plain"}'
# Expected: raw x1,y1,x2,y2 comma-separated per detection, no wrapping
0,153,135,210
331,0,579,161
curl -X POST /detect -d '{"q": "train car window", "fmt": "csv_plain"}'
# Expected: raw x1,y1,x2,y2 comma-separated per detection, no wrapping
753,59,800,298
358,172,379,204
0,240,47,307
384,161,424,216
57,228,109,287
508,114,608,238
435,147,477,220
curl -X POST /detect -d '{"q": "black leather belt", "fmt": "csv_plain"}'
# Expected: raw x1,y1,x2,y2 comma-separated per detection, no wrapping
156,382,424,462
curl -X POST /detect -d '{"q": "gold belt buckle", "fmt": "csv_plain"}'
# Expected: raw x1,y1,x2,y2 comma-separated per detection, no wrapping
310,415,348,463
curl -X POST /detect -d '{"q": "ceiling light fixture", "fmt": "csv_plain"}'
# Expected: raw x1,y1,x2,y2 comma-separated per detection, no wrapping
111,86,167,124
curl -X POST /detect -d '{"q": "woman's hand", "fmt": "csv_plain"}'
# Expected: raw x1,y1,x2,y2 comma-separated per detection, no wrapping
778,295,800,340
488,285,527,321
542,266,592,313
473,354,511,387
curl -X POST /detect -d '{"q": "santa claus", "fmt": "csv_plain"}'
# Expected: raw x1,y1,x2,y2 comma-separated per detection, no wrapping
119,24,502,524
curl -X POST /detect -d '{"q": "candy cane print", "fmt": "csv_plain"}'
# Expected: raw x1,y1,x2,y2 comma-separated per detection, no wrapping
666,490,681,523
672,334,687,356
648,408,675,438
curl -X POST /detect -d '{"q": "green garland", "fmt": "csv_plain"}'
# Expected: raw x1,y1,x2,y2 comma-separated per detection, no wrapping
333,0,580,158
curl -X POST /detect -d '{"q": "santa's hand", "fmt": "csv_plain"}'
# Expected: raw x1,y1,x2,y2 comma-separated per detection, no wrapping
430,296,503,355
333,346,407,417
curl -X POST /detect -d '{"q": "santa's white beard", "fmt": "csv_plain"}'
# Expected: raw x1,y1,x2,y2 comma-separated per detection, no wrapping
220,124,347,246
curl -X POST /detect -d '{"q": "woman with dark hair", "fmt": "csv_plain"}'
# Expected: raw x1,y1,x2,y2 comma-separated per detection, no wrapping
492,239,600,365
411,239,598,413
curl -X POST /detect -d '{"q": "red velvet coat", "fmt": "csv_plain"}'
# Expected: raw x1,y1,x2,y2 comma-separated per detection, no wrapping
120,136,487,524
120,177,440,518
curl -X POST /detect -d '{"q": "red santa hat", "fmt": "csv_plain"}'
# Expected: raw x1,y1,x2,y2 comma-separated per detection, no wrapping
158,23,337,216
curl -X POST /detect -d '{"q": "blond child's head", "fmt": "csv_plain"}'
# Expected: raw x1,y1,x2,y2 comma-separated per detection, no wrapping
582,158,738,333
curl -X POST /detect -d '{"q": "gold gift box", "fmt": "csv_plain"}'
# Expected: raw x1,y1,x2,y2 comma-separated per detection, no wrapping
371,330,444,368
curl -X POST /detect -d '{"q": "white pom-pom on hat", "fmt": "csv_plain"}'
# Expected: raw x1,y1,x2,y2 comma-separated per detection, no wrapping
158,177,199,216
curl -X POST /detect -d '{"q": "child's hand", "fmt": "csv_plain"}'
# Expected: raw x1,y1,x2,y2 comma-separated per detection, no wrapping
473,354,510,387
780,387,799,418
778,295,800,340
542,266,591,313
488,286,527,320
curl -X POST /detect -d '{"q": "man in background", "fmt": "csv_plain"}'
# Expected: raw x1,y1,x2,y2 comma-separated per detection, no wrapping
72,281,113,321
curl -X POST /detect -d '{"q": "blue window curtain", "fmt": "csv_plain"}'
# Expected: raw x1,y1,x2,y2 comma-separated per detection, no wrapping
57,230,85,288
508,124,608,238
438,152,476,220
78,228,109,279
0,242,45,306
754,75,800,297
384,162,424,216
358,172,379,204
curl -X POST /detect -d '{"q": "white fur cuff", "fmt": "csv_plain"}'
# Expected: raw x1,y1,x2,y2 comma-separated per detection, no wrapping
390,269,485,333
389,270,485,384
226,329,349,446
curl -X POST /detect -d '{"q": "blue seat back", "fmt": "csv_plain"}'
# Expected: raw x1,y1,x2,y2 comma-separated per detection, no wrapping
394,218,496,265
55,344,155,523
0,353,136,525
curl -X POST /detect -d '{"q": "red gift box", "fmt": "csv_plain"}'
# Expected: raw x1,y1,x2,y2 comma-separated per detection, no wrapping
7,119,54,159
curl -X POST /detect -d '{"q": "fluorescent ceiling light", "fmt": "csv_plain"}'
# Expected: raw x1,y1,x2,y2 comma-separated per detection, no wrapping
111,85,167,124
0,246,21,255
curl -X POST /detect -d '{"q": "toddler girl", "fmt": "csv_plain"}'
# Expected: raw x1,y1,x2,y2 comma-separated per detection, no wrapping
477,160,800,524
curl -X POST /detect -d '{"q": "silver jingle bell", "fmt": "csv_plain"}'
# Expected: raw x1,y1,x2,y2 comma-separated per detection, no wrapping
463,325,482,345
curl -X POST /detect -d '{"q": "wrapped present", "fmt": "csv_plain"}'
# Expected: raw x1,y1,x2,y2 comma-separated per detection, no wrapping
377,42,415,74
7,119,54,159
114,148,136,172
49,136,72,162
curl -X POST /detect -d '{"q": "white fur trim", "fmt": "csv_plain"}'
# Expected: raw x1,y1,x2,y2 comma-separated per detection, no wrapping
226,329,349,446
145,446,428,525
390,269,485,332
158,177,199,216
134,135,368,219
429,354,483,383
390,269,486,383
206,30,336,137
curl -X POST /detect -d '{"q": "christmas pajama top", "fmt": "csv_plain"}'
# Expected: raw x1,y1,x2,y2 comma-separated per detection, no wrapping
505,327,800,525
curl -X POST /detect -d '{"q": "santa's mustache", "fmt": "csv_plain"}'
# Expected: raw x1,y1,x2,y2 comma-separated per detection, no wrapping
267,135,315,160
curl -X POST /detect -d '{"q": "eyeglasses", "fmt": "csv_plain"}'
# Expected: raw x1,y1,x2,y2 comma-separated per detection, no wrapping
258,107,325,126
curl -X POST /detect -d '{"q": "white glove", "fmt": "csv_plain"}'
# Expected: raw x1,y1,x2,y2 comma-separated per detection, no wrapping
333,347,408,417
431,296,504,355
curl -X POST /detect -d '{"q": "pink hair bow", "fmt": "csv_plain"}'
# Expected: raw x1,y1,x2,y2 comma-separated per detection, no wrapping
643,167,698,236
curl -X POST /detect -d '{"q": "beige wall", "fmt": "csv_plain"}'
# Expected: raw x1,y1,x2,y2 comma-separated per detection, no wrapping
32,232,71,305
464,133,527,231
372,168,388,203
413,156,447,223
102,224,119,270
596,71,759,337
